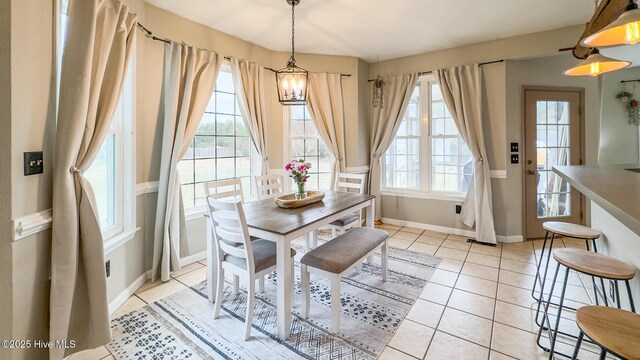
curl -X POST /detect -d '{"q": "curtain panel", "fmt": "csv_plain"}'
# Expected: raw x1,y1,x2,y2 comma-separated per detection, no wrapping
306,73,347,188
51,0,136,358
435,65,497,244
367,74,418,220
152,43,221,282
230,59,270,175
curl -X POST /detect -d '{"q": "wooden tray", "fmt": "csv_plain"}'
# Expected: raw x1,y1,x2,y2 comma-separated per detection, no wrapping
274,191,325,209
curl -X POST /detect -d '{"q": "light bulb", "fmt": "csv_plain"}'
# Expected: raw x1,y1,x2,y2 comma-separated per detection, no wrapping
283,79,289,90
625,21,640,44
590,62,601,76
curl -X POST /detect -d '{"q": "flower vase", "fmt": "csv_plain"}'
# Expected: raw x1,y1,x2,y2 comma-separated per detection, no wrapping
295,183,307,200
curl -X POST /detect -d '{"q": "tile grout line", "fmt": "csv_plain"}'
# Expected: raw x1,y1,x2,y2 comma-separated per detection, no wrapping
487,236,510,358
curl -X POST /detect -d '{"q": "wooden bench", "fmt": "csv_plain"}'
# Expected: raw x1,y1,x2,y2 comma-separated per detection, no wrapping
300,227,389,332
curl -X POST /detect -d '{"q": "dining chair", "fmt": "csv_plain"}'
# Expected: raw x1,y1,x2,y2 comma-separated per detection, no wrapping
205,196,296,340
254,174,284,200
203,178,245,203
326,172,367,237
203,178,250,295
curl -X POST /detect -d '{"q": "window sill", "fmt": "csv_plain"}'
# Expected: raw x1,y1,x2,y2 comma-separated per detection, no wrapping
104,227,141,255
381,189,466,202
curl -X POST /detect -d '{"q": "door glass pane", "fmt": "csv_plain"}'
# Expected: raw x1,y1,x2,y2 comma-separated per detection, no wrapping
536,100,571,218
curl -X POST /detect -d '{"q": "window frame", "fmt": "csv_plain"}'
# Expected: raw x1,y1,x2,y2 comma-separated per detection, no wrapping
282,105,334,192
179,64,260,215
381,75,469,201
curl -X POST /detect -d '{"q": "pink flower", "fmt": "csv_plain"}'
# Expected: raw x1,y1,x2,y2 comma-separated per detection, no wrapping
297,165,304,172
285,163,291,171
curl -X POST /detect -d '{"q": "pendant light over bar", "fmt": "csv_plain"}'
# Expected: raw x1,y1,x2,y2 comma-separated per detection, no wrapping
564,48,630,77
275,0,308,106
582,0,640,47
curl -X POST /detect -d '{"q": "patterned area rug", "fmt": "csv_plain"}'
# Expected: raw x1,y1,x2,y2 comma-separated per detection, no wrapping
108,235,441,359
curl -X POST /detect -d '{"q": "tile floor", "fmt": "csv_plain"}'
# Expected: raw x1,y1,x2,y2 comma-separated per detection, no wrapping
71,225,609,360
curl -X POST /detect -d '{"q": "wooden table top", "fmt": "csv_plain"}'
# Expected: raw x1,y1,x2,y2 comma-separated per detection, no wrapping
242,190,375,236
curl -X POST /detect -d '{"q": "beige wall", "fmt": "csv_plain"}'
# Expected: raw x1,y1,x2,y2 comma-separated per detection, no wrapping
370,26,601,238
0,0,14,358
9,0,55,358
598,67,640,164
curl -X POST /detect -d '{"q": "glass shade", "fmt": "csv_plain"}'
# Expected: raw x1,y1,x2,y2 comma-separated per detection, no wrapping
563,50,630,76
581,8,640,47
275,62,308,105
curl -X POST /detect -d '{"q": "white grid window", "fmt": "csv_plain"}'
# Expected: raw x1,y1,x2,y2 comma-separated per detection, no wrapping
383,76,472,196
287,106,333,190
178,67,257,208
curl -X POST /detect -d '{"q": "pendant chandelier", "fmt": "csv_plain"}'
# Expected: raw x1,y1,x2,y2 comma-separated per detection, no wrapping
581,0,640,47
564,48,630,77
275,0,308,106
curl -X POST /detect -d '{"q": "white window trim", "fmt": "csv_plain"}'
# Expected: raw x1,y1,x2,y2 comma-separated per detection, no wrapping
381,74,469,202
282,106,335,193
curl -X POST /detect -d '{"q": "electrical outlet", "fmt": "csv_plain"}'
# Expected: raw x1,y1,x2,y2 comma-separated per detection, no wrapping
105,260,111,277
455,205,462,214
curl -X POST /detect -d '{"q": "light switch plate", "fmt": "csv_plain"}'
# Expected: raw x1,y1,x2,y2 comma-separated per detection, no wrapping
510,142,519,152
24,152,44,176
510,154,519,164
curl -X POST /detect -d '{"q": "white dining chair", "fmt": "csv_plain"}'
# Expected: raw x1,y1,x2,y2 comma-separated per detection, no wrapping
206,196,296,340
203,178,245,203
326,172,367,237
203,178,250,296
254,174,284,200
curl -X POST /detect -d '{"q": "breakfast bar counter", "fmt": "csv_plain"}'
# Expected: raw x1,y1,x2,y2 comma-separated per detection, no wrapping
554,164,640,308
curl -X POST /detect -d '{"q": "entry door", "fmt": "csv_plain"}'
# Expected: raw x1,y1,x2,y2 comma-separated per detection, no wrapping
524,90,583,239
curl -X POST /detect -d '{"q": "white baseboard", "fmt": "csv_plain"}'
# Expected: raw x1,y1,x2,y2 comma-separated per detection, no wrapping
381,217,523,243
108,272,147,315
381,217,476,238
180,250,206,267
496,235,524,243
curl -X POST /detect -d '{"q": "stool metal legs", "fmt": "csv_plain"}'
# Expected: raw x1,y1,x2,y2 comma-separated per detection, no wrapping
537,262,571,359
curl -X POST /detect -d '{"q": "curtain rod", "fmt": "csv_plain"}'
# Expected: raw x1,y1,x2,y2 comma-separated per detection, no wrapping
136,23,351,77
621,78,640,84
367,59,505,82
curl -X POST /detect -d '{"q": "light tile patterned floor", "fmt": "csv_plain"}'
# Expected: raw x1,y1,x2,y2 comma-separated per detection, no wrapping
71,225,607,360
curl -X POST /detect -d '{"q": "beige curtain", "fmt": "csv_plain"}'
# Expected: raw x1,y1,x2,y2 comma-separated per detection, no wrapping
51,0,136,358
152,43,221,282
436,65,497,244
306,73,347,188
368,74,418,219
230,59,269,175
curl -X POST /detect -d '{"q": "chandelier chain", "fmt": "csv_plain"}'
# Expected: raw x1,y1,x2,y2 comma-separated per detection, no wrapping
291,1,296,61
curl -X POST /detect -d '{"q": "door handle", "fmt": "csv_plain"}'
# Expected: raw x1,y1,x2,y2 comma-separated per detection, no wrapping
528,170,535,175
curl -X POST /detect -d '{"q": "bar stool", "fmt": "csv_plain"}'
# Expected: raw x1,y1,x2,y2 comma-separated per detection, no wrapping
537,248,636,359
572,306,640,360
532,222,601,304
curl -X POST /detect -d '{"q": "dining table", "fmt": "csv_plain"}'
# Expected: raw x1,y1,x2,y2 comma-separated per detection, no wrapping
205,190,376,339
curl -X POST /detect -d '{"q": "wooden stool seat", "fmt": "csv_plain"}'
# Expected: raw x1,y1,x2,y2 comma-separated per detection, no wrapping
576,306,640,360
542,221,600,239
553,248,635,280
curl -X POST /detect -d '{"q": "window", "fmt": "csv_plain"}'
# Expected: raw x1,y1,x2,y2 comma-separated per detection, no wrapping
57,0,136,241
286,106,333,190
383,76,472,197
178,68,257,208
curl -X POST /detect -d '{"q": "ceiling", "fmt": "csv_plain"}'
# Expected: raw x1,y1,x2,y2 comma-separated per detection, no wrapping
145,0,594,62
